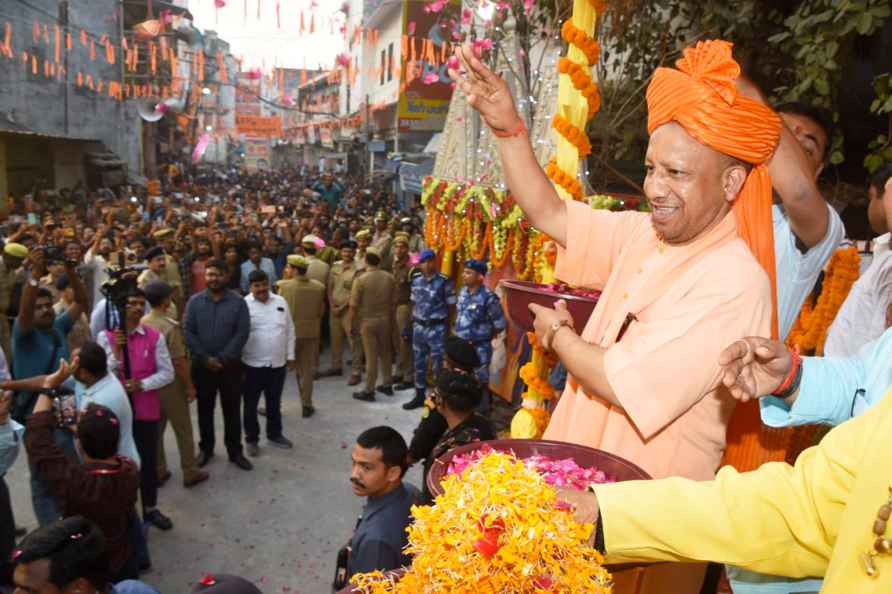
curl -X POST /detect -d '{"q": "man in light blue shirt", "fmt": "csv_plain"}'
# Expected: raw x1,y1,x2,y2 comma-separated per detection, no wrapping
1,343,140,467
765,101,846,340
239,242,277,294
719,329,892,593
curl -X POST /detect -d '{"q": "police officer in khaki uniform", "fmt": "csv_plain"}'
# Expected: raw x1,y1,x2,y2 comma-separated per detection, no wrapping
299,235,330,372
0,243,27,361
350,247,395,402
138,246,179,318
300,234,331,287
323,240,363,385
390,233,414,391
354,229,372,272
141,280,209,488
279,255,326,418
152,228,184,317
371,213,393,268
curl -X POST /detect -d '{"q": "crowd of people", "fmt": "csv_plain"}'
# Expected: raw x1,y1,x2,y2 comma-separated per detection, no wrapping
1,35,892,594
0,161,514,591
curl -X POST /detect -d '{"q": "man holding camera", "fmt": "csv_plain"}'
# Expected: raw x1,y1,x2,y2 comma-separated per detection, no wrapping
97,288,175,530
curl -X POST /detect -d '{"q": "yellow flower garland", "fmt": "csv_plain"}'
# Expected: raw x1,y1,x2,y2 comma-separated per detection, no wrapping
786,246,860,355
546,0,602,201
512,332,560,440
351,452,611,594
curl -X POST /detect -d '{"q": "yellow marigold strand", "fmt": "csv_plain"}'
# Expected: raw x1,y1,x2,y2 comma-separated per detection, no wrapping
558,57,602,118
560,20,600,66
786,246,860,354
546,159,583,200
553,114,593,156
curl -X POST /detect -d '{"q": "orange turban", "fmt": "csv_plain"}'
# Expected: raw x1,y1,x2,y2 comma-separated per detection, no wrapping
646,40,781,339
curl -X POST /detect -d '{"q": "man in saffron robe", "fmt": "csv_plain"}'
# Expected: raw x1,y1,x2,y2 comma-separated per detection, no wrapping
452,39,780,592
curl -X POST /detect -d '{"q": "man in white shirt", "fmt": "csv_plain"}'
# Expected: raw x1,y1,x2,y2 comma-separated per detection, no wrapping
82,231,114,308
241,269,295,457
825,167,892,356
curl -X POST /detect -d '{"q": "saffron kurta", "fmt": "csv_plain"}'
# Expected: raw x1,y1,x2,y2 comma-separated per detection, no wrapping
544,201,772,481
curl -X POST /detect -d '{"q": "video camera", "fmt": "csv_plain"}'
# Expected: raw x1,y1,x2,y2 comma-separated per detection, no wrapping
100,261,145,308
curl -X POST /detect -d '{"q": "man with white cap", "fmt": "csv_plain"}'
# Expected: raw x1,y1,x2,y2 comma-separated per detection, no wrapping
300,234,331,288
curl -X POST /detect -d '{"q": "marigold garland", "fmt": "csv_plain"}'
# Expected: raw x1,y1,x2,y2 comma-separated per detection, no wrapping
351,452,612,593
545,159,584,200
557,57,602,119
559,20,600,66
510,227,534,280
786,246,860,355
489,223,511,269
511,332,559,439
444,214,466,252
548,8,603,207
552,114,593,156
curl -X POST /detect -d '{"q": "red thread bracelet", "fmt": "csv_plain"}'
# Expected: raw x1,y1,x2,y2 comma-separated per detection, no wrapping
491,118,527,138
772,347,802,396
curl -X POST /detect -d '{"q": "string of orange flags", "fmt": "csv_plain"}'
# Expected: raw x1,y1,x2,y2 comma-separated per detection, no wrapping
0,10,456,104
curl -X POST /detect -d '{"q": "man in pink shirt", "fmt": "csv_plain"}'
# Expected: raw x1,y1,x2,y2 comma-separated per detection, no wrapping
97,289,175,532
452,40,778,593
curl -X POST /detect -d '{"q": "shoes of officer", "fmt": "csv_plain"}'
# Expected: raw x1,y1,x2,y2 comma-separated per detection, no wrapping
353,390,375,402
402,388,427,410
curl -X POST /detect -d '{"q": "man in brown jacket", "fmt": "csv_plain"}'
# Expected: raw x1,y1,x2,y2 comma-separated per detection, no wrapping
350,247,395,403
279,255,325,418
25,395,139,581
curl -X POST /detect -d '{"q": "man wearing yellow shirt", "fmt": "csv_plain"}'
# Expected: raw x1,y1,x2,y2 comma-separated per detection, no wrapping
562,390,892,593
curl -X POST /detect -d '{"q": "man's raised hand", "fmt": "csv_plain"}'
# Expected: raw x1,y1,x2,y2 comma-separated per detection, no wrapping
448,45,522,133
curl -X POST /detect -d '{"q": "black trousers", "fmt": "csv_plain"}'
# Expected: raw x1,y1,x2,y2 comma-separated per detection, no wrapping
242,365,287,443
194,363,244,460
0,475,14,586
132,420,159,512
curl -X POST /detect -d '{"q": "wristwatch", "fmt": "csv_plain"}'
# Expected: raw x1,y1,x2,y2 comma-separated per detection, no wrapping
544,319,573,351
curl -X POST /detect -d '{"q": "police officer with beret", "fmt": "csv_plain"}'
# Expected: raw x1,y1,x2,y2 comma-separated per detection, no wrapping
403,250,456,410
454,259,506,387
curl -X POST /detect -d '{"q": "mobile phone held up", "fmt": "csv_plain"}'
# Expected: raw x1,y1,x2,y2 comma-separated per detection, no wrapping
49,388,78,428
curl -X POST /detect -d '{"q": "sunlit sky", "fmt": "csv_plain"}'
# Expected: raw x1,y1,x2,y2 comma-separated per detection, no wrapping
187,0,345,71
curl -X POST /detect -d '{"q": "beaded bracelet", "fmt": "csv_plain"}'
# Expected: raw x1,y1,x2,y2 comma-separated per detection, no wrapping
860,485,892,577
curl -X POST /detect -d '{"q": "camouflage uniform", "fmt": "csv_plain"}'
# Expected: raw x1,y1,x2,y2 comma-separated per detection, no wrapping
410,272,455,389
454,285,506,384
